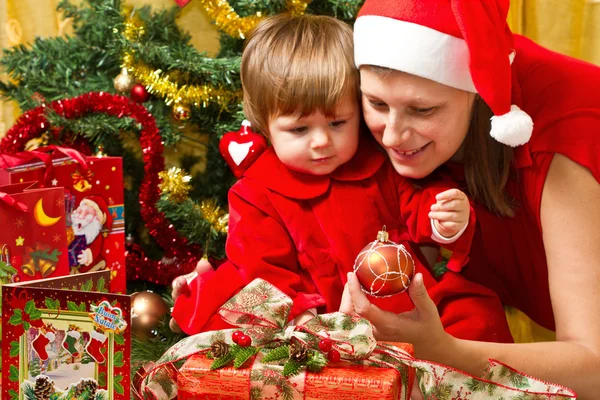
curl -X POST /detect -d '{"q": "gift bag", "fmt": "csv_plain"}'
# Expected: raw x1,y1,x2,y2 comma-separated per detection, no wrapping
0,146,125,292
0,182,69,283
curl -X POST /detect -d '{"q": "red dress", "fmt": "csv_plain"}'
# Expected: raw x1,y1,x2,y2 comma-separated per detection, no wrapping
461,35,600,331
174,138,513,345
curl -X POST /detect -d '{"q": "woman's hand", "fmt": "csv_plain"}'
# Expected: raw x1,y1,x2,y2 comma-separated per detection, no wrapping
429,188,470,239
341,272,452,358
169,258,214,332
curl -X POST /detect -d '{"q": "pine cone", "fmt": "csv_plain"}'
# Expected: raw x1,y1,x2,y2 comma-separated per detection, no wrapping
210,340,230,358
34,376,55,400
289,341,309,363
74,378,98,398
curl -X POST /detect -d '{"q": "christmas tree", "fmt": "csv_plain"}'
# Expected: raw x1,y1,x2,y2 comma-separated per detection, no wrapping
0,0,363,369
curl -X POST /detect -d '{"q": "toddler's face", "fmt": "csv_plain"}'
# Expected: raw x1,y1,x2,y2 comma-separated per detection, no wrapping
267,93,360,176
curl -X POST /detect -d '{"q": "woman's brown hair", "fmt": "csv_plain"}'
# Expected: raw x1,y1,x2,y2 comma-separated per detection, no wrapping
463,96,515,217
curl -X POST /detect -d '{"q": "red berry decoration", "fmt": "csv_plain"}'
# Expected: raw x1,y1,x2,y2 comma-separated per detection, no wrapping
237,334,252,347
327,349,340,362
130,83,150,103
318,339,332,353
232,330,244,344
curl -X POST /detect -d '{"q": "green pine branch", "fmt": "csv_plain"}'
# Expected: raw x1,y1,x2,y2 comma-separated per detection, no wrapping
262,345,290,363
282,359,302,377
234,346,259,368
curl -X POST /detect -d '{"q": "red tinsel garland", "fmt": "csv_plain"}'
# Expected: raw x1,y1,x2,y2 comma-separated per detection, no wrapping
0,92,200,285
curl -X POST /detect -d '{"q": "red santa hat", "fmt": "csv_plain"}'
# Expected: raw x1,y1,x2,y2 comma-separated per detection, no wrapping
80,196,113,231
354,0,533,147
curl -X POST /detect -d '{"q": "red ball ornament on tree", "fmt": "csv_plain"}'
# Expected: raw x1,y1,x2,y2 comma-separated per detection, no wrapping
130,83,150,103
353,226,415,297
219,120,268,178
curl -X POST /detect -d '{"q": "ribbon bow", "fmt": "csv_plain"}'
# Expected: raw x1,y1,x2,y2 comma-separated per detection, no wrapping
138,279,577,400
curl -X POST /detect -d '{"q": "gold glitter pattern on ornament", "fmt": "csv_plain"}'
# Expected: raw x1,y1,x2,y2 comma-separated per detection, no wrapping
353,240,414,297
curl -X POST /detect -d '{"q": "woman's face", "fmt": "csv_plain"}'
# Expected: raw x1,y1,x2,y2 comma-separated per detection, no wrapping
360,67,476,179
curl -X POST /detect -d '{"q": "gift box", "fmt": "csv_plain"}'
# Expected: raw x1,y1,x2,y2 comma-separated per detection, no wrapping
0,146,125,292
178,343,414,399
139,279,578,400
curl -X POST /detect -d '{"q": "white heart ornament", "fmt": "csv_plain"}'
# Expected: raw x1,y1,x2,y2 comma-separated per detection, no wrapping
228,141,254,166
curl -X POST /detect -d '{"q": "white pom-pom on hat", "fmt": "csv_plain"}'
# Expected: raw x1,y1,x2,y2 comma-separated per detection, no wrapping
490,105,534,147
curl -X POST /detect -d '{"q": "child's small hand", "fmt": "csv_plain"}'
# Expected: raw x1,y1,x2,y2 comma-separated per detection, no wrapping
428,189,470,239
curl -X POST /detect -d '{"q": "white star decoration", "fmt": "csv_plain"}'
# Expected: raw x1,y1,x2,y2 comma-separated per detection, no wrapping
51,179,58,186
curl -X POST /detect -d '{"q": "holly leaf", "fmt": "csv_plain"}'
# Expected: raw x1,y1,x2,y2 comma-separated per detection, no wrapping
78,302,87,312
114,375,124,395
23,321,30,330
9,365,19,382
96,277,106,292
24,300,36,315
29,308,42,320
47,249,62,262
81,279,94,292
45,297,60,310
113,333,125,345
114,351,124,367
10,341,19,357
8,389,18,400
67,301,80,311
8,309,23,325
98,372,106,387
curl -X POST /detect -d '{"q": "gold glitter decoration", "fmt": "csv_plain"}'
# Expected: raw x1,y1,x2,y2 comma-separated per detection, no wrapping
120,0,309,109
198,0,311,39
122,51,242,109
198,199,229,234
159,167,192,203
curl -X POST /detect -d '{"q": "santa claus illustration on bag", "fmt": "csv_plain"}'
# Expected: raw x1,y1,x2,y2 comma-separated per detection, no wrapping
68,195,113,274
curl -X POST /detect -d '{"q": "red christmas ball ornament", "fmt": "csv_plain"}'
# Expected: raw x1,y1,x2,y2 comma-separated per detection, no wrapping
318,339,332,353
327,349,340,362
353,226,415,297
232,330,244,344
237,334,252,347
219,120,268,178
130,83,150,103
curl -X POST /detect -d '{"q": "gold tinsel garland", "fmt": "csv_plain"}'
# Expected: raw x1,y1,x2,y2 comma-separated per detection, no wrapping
158,167,192,203
199,0,311,39
120,0,310,109
197,199,229,234
158,168,228,234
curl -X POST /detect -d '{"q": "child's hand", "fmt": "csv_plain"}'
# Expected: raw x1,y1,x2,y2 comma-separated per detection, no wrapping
169,258,214,332
428,188,470,239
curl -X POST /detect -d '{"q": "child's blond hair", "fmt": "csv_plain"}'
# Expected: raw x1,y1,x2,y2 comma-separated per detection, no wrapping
240,14,359,136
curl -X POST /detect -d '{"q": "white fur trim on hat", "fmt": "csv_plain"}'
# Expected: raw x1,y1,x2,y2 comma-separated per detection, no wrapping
490,105,534,147
354,16,476,93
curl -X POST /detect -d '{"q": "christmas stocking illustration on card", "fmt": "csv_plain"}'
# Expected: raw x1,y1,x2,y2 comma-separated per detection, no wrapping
32,327,56,361
85,329,107,363
62,325,81,357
